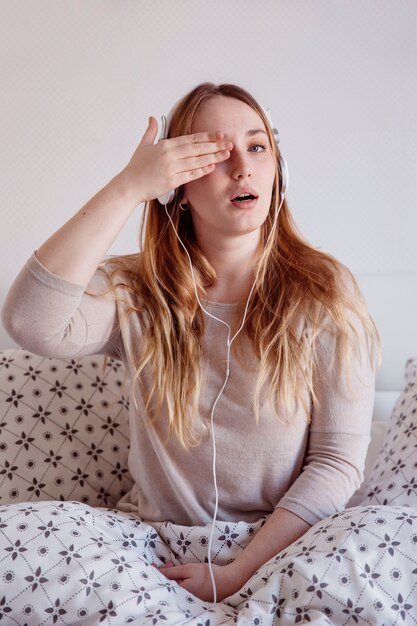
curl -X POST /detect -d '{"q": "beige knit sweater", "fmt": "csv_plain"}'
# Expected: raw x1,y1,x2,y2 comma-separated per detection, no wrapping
1,252,376,526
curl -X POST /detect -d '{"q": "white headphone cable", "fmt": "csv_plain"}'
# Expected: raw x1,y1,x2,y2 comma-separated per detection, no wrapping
162,191,284,603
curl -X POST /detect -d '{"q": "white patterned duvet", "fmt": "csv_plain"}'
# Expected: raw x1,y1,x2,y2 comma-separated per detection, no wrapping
1,501,417,624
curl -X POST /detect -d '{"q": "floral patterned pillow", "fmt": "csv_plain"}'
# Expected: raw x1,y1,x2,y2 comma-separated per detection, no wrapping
354,357,417,507
0,349,134,507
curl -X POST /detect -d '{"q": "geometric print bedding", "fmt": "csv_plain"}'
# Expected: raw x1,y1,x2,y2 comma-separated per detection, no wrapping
354,357,417,507
0,349,133,507
1,350,417,624
0,501,416,624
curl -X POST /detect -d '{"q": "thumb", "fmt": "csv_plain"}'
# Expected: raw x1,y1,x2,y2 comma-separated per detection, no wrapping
138,116,158,147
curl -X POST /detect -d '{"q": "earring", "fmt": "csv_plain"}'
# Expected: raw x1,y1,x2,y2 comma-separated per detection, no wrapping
179,202,189,211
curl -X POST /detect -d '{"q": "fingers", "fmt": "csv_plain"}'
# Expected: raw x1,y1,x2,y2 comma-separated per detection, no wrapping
178,139,232,154
150,560,174,569
158,564,189,580
157,132,233,187
173,138,233,181
178,141,232,166
150,561,185,585
173,130,226,146
167,132,233,162
175,138,233,161
170,157,223,184
177,148,231,175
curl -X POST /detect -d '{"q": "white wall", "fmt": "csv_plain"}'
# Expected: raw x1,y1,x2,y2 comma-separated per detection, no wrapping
1,0,416,348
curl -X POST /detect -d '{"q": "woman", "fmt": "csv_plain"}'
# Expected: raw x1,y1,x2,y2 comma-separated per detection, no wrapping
2,82,380,607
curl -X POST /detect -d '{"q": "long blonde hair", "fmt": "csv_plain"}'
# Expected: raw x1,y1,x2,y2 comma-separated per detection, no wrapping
98,82,381,450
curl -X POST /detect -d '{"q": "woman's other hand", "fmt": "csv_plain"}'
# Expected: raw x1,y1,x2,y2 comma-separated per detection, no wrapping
153,560,241,603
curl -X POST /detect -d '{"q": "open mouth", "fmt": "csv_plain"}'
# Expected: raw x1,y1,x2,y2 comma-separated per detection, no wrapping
230,193,259,207
231,193,258,202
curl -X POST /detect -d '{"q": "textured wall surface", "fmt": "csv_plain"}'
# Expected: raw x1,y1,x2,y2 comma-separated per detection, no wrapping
1,0,416,347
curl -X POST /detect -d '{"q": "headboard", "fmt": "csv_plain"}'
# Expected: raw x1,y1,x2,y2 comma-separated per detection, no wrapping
355,273,417,422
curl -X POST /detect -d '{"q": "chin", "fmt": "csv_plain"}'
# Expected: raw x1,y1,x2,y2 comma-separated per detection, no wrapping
231,207,269,226
227,221,265,237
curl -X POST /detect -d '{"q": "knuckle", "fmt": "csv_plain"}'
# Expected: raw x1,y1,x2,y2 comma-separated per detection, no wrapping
167,172,177,186
159,140,169,155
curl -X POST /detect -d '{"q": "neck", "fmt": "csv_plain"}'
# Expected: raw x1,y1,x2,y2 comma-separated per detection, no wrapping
197,231,261,303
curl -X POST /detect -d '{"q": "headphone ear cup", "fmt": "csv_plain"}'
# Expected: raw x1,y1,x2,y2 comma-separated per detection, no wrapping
158,189,176,205
157,112,176,205
278,154,289,198
262,107,289,198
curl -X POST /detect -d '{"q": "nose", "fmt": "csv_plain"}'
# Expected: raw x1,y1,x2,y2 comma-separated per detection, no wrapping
228,147,253,180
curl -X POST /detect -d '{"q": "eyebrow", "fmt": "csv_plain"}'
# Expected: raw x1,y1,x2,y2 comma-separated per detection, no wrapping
246,129,267,136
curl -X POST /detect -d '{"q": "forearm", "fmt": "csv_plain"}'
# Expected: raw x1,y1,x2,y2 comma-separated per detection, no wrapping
36,169,141,287
228,507,311,588
157,508,311,603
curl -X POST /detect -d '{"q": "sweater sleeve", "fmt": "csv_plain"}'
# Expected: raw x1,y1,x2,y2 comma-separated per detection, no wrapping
1,251,123,361
275,305,377,526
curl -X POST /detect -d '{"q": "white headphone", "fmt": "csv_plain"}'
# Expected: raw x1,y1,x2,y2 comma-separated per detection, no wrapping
157,103,289,205
155,98,289,603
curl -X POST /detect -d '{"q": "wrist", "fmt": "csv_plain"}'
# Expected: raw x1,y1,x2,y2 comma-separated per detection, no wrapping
112,168,145,207
223,560,250,594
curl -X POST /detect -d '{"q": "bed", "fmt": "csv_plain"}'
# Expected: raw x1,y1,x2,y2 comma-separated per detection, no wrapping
0,272,416,625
